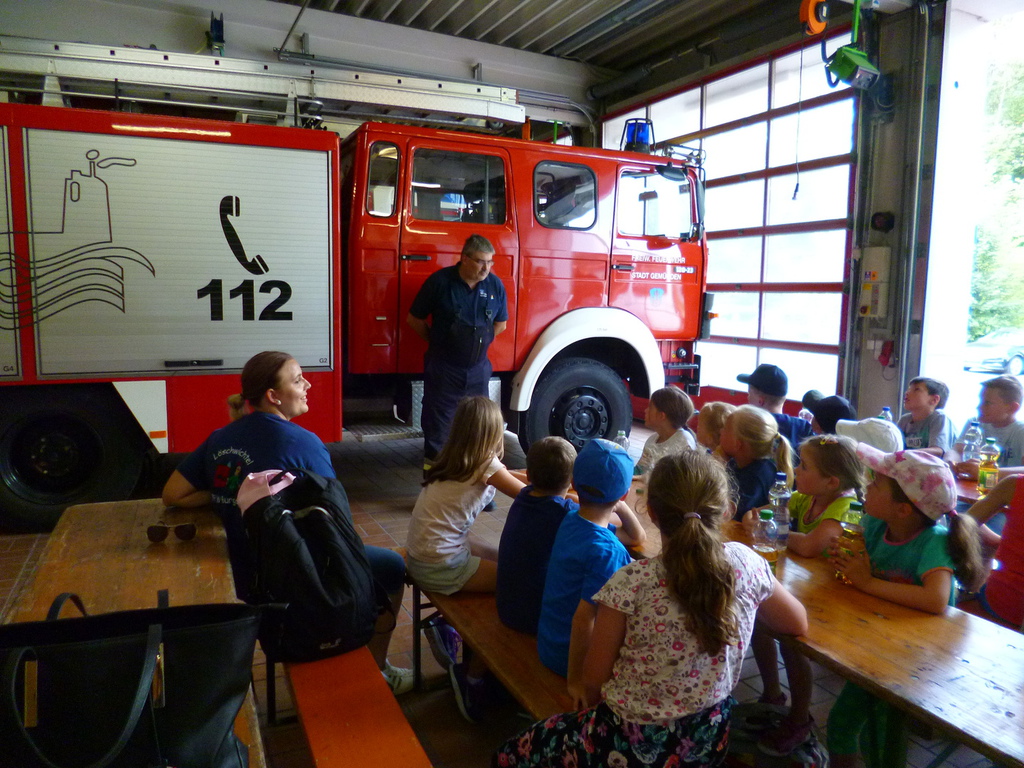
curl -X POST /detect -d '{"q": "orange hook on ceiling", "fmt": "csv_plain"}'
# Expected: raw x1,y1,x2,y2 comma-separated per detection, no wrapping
800,0,829,35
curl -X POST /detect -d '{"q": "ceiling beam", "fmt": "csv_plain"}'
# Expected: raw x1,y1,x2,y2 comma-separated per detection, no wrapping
495,0,574,46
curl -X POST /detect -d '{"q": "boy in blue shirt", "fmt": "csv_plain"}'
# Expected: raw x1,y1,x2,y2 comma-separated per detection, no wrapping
537,439,646,705
496,436,579,634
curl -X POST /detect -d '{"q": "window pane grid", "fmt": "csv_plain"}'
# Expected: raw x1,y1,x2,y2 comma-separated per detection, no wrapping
602,36,854,393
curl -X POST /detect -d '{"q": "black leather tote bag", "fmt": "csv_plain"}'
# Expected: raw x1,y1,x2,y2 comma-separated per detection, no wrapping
0,592,260,768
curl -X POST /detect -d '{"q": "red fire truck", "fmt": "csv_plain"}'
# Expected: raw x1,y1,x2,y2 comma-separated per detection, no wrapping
0,103,710,530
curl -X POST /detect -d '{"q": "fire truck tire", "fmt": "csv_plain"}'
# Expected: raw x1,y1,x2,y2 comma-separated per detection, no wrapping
519,357,631,453
0,387,146,532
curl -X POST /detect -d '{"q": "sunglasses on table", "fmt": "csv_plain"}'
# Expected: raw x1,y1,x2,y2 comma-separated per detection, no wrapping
147,522,198,543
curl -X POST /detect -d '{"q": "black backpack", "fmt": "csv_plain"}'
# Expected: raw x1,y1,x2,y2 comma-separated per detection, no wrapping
242,469,392,662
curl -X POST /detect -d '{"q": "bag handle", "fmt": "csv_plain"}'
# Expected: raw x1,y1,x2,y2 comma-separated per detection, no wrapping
45,593,88,621
5,623,163,768
276,467,329,491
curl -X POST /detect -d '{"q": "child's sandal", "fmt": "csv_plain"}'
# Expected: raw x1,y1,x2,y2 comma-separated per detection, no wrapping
757,716,815,756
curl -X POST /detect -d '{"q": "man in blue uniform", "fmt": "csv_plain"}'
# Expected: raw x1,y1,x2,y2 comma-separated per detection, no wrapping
407,234,508,460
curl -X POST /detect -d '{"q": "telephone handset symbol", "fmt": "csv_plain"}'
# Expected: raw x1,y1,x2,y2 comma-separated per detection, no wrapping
219,195,268,275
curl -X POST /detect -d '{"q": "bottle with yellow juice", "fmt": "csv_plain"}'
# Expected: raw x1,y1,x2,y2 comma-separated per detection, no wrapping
977,438,1001,498
835,500,866,585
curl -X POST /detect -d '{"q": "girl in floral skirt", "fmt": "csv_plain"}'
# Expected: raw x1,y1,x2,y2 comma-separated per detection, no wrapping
493,450,808,767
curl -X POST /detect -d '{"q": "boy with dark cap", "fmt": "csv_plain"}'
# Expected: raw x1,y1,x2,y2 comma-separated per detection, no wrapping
537,439,646,704
738,363,813,450
809,395,858,434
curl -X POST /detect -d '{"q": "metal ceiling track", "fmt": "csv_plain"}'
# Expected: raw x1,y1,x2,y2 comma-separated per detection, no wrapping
0,35,525,126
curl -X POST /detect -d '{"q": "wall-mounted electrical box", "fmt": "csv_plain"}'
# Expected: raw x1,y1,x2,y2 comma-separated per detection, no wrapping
857,246,890,318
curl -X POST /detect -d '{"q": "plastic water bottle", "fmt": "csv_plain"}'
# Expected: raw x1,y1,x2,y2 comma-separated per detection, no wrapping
768,472,791,549
835,501,865,585
613,430,630,453
977,438,1001,497
962,421,983,463
879,406,893,421
753,509,779,575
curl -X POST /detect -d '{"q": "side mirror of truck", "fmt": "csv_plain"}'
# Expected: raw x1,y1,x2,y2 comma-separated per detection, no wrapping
693,175,705,230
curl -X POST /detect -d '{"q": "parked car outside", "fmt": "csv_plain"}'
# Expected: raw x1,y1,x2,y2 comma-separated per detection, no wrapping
963,329,1024,376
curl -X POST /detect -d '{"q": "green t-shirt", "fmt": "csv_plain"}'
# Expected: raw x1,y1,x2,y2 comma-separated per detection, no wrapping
790,491,853,556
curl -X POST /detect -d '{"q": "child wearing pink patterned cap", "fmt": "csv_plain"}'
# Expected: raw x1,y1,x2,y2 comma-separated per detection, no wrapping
828,447,983,768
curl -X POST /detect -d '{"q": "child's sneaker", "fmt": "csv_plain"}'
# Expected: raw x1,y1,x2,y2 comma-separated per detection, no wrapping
757,715,815,757
424,615,463,668
381,661,414,695
449,662,487,723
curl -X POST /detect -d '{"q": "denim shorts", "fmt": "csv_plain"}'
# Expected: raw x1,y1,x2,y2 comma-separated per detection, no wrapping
405,548,482,595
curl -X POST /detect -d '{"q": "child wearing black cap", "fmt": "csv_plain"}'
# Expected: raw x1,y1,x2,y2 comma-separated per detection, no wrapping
737,363,813,451
537,439,646,702
808,395,857,434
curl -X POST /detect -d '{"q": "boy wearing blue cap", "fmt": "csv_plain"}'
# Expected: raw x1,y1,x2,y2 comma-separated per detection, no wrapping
537,439,646,704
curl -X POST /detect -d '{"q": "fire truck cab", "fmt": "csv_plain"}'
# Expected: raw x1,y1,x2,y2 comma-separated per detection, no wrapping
341,122,709,450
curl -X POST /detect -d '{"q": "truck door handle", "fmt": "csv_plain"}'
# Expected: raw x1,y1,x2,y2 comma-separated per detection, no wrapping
611,264,634,271
401,254,432,261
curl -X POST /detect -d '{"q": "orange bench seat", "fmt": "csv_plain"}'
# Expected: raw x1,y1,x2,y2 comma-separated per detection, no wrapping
286,646,432,767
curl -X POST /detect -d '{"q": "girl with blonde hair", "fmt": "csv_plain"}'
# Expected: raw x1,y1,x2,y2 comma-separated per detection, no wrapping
695,401,737,458
406,395,525,594
719,404,794,520
745,434,865,755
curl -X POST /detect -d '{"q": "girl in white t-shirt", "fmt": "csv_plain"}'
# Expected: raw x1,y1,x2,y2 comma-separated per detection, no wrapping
406,396,525,595
494,451,807,768
636,387,698,475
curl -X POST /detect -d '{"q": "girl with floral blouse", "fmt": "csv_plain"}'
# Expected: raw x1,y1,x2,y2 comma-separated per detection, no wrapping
492,450,807,768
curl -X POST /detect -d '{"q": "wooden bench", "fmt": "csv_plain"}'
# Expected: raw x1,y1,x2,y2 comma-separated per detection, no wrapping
285,646,432,767
411,586,573,720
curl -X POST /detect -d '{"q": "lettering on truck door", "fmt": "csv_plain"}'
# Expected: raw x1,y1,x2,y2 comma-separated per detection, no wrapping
610,165,701,339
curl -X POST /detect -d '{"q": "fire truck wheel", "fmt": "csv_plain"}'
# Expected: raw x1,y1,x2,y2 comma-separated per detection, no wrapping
0,386,146,532
519,357,631,453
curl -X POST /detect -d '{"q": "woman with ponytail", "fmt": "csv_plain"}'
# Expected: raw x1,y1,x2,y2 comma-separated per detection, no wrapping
493,451,807,768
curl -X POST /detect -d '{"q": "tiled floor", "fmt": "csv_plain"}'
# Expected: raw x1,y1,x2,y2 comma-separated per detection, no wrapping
0,423,998,768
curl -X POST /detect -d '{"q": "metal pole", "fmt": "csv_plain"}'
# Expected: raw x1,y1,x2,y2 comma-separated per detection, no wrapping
277,0,312,55
896,3,932,398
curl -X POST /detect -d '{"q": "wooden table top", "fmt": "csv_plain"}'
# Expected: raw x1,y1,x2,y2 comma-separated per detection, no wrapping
731,521,1024,767
956,477,981,505
4,499,266,768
